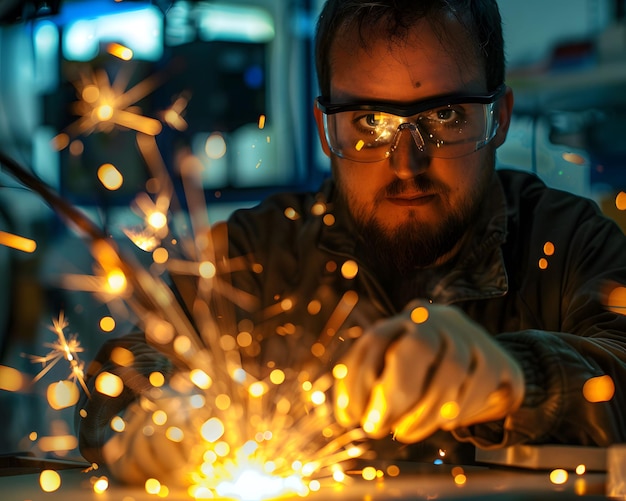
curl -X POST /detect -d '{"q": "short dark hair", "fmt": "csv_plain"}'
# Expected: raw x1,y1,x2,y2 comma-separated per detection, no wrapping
314,0,505,98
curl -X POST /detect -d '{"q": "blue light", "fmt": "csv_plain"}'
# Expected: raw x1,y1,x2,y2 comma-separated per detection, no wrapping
62,4,163,61
197,3,274,44
244,65,264,89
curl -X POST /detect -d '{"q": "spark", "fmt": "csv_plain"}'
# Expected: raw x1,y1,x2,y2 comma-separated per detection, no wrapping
28,312,89,397
1,67,373,501
0,230,37,253
159,92,190,131
56,65,164,141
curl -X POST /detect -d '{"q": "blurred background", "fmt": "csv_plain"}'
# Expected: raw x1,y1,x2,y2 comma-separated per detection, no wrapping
0,0,624,460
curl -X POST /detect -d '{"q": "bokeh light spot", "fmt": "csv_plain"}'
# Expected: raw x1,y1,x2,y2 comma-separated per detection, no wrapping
583,375,615,402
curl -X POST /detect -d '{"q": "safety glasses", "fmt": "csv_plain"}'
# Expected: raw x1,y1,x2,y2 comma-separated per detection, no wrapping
316,85,505,162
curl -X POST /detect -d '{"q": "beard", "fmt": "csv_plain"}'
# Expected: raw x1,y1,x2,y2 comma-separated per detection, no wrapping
336,167,493,274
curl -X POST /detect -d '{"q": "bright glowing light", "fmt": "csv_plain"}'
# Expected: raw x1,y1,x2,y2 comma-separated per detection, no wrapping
191,369,213,389
152,410,168,426
107,42,133,60
0,231,37,253
284,207,299,220
311,202,326,216
362,466,377,481
583,375,615,402
205,133,227,159
39,469,61,492
47,380,80,410
340,260,358,279
332,470,345,482
543,241,555,256
166,426,184,442
93,476,109,493
97,163,123,190
110,416,126,432
147,211,168,230
198,3,275,43
38,435,78,453
29,313,87,396
153,247,169,264
440,401,460,420
63,6,163,61
149,371,165,387
99,316,116,332
454,473,467,485
106,268,127,294
332,364,348,380
145,478,161,495
215,467,306,501
201,417,225,442
199,261,216,278
410,306,429,324
110,346,134,367
95,372,124,397
311,391,326,405
270,369,285,384
550,469,569,485
0,365,25,391
95,104,114,121
249,381,268,398
237,331,252,347
363,386,386,433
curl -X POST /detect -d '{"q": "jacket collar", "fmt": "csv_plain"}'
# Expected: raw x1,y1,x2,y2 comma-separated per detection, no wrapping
318,172,509,306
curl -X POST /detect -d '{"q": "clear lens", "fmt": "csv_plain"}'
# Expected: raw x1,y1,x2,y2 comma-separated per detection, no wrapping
324,101,498,162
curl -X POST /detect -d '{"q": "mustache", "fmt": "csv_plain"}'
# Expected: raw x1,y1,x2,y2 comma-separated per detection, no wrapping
383,175,444,197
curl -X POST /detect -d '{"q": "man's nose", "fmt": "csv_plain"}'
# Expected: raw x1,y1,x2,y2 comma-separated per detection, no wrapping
389,125,429,179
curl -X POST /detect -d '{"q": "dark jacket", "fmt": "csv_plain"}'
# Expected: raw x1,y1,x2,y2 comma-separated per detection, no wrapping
76,168,626,465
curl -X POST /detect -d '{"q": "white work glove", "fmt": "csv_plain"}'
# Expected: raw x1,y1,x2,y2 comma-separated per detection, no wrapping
102,388,206,486
334,301,525,443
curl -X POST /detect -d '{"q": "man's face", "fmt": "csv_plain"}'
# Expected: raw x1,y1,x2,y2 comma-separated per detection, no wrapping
315,18,512,271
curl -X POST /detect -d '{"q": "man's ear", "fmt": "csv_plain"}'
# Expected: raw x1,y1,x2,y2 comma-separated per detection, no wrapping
313,100,331,157
492,86,514,149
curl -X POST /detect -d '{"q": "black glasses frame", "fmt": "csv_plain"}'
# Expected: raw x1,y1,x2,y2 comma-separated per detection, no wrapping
316,84,506,117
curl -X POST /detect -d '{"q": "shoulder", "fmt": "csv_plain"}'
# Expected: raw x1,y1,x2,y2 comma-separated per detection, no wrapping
496,168,604,222
497,168,626,268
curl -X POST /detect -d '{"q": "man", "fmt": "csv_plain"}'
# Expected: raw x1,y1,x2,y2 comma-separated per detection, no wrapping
76,0,626,485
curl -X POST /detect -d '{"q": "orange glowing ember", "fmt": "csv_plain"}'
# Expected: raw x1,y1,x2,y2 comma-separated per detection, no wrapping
0,230,37,252
583,375,615,402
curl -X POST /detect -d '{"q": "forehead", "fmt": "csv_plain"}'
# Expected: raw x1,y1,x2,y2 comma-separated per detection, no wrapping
328,16,485,102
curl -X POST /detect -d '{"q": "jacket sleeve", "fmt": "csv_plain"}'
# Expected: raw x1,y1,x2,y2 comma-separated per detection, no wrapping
74,332,174,465
454,186,626,449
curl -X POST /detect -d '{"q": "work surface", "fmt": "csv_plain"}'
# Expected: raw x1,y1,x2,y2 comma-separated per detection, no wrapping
0,458,613,501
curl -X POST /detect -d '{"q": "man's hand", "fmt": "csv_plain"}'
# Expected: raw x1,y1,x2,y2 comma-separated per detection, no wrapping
102,388,206,486
333,301,525,443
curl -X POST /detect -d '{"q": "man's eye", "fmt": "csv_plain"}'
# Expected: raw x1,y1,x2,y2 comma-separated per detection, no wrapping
426,107,459,123
362,113,386,128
